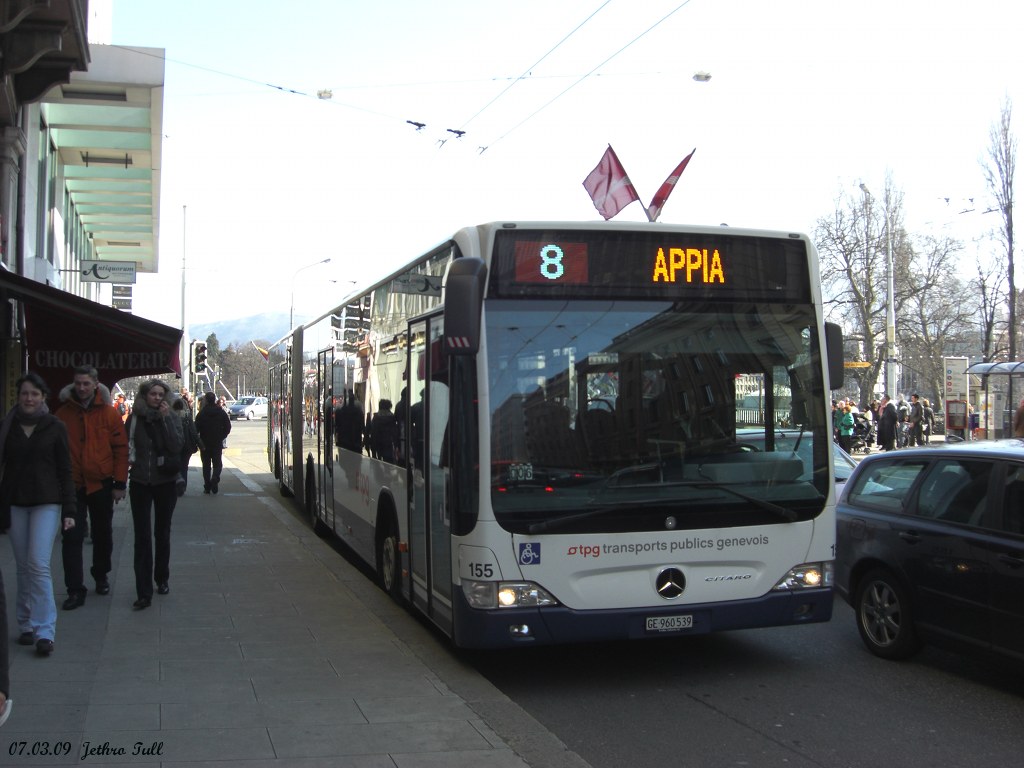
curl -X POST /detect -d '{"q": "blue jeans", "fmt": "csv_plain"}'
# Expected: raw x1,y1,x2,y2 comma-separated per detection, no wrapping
8,504,61,641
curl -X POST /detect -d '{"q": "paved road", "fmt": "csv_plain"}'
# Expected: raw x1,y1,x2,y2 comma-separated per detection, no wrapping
229,422,1024,768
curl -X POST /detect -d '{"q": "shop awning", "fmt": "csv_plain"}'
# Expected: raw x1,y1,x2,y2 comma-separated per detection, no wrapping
1,270,181,389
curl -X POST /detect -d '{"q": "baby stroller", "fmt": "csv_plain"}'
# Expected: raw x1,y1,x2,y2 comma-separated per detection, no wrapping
849,412,875,454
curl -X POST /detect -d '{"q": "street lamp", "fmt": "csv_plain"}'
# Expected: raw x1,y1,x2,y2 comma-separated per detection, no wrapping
860,183,896,400
290,257,332,329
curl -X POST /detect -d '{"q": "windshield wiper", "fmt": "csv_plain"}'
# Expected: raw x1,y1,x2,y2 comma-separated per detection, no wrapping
527,499,665,534
680,480,800,522
526,484,805,533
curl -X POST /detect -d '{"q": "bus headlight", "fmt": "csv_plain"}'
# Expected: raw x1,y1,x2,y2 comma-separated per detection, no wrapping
772,561,833,590
462,580,559,609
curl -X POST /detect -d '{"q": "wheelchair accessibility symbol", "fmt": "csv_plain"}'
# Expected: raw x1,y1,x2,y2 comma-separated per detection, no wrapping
518,542,540,565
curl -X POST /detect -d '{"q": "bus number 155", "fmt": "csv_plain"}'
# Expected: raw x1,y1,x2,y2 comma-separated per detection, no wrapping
468,563,494,578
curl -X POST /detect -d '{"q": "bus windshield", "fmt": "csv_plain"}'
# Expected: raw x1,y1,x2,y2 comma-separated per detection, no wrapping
485,299,830,534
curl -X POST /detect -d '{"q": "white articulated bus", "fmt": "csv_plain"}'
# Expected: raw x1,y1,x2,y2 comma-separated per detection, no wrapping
268,221,844,648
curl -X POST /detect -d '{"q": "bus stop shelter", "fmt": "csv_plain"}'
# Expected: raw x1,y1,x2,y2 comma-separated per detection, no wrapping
964,360,1024,438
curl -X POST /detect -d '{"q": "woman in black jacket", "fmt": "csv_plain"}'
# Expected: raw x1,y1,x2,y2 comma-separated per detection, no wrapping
0,372,76,656
125,379,183,609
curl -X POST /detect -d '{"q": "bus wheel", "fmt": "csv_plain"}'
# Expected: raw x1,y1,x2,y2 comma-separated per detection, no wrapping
276,447,293,497
306,470,328,537
377,513,402,601
854,568,921,660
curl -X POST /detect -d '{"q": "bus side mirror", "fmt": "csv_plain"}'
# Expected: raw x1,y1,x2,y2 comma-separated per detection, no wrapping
443,257,487,355
825,322,844,390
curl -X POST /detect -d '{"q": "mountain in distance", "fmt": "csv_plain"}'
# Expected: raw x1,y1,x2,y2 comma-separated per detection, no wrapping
188,311,291,347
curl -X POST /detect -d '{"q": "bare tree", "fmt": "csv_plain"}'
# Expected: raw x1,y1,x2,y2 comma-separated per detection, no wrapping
982,98,1017,361
217,340,275,396
898,235,971,409
817,177,971,408
816,180,906,405
973,247,1007,362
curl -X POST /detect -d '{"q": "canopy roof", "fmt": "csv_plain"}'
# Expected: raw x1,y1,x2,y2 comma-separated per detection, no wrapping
1,269,181,390
965,361,1024,377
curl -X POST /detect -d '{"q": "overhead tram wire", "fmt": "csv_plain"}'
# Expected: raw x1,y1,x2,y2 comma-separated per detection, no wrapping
111,45,405,123
113,42,669,142
455,0,614,132
482,0,696,152
115,22,695,155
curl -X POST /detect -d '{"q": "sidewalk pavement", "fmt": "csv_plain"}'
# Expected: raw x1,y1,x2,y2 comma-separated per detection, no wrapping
0,457,591,768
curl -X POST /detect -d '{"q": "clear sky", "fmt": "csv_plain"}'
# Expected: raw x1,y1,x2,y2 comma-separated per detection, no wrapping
109,0,1023,332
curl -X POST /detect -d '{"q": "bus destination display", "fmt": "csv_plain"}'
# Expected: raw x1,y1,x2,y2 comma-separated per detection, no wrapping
494,229,810,301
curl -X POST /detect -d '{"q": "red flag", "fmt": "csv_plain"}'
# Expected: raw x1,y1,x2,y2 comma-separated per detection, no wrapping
251,341,270,362
583,145,640,220
647,148,696,222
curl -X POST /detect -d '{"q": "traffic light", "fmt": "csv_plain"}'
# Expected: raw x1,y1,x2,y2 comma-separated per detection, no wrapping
194,342,208,372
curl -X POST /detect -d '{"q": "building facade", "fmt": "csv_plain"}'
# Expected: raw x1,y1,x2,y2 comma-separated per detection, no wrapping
0,1,177,403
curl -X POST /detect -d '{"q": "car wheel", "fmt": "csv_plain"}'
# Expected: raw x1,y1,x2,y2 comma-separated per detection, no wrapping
246,410,253,420
854,567,922,660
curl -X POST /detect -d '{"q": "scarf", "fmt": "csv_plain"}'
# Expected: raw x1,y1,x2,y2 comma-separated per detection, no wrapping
127,398,163,464
0,402,50,470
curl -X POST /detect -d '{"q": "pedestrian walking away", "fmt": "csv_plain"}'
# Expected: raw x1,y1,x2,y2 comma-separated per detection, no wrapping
194,391,230,494
54,365,129,610
125,380,184,610
0,372,76,656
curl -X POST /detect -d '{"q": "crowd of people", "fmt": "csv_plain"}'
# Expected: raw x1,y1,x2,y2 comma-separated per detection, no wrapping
836,393,1024,451
834,393,938,452
0,365,238,726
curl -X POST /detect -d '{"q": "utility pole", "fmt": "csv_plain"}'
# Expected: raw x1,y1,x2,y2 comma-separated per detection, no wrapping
181,204,189,389
861,183,896,400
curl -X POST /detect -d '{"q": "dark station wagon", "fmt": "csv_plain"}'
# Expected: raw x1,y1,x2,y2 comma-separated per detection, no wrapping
835,440,1024,661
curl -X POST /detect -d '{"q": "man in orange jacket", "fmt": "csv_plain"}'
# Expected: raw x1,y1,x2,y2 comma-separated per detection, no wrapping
54,366,129,609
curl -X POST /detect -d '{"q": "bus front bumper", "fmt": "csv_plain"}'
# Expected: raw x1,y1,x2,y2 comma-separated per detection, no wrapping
452,586,833,649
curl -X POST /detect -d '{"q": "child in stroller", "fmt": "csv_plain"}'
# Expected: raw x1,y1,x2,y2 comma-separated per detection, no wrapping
849,411,875,454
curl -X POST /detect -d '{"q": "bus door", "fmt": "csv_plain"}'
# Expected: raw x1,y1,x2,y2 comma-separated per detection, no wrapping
317,348,334,530
407,316,453,629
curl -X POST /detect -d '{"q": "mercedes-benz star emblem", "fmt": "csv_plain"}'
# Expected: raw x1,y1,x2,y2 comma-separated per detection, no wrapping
656,567,686,599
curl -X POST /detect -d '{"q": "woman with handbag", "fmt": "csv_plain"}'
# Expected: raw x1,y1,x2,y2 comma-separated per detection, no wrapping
125,380,183,610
